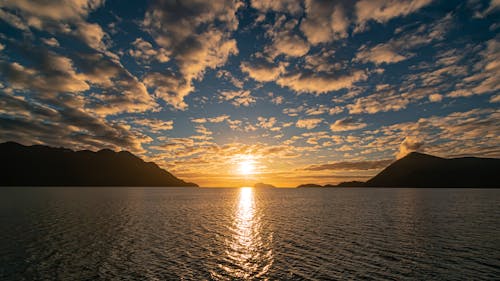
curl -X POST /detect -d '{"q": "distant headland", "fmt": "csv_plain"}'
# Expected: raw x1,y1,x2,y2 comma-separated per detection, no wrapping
0,142,198,187
254,182,276,188
296,152,500,188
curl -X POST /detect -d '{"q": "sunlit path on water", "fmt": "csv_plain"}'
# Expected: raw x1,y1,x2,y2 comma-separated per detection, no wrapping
211,187,273,280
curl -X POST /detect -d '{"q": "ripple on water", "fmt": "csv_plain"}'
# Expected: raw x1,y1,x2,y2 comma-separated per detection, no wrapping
0,187,499,280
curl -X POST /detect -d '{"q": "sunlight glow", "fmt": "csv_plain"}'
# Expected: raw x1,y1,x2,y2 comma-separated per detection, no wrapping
238,159,255,175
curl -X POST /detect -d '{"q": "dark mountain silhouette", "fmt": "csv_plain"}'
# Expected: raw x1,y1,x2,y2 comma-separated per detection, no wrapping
0,142,198,187
364,152,499,187
296,183,323,188
254,182,276,188
298,152,499,188
327,181,365,187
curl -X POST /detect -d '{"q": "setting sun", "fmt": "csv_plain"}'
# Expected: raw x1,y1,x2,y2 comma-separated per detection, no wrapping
238,160,255,175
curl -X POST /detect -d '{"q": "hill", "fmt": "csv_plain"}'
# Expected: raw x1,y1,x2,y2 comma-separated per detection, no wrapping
0,142,198,187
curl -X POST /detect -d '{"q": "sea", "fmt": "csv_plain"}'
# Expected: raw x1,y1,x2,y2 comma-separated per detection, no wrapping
0,187,499,280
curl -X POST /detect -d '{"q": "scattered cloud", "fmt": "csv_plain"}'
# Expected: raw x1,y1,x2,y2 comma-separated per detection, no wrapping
330,117,367,131
277,70,367,94
240,60,286,82
129,38,170,63
396,136,425,158
296,118,323,129
219,90,256,107
300,0,349,45
304,159,393,171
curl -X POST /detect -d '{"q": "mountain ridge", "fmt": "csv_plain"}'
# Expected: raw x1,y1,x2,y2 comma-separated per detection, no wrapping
0,142,198,187
297,152,500,188
364,151,499,187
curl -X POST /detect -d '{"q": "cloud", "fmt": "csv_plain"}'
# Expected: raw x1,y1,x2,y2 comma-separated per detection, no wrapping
355,0,433,31
250,0,303,15
257,117,277,129
330,117,367,131
143,71,191,110
143,0,242,108
375,109,500,158
355,43,407,65
396,136,425,158
0,92,151,153
277,70,367,94
219,90,256,107
300,0,350,45
128,38,170,63
447,38,500,98
304,49,338,72
271,95,284,105
217,70,243,88
0,53,89,94
73,21,108,51
490,94,500,103
132,119,173,132
1,0,109,51
1,0,104,22
191,114,230,124
296,118,323,129
240,60,286,82
428,93,443,102
347,90,410,114
265,17,310,58
355,12,453,65
195,125,212,135
0,43,156,116
305,159,393,171
41,37,60,47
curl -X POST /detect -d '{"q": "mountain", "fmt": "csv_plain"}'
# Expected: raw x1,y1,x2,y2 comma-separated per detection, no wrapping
254,182,276,188
296,183,323,188
328,181,366,187
0,142,198,187
365,152,499,187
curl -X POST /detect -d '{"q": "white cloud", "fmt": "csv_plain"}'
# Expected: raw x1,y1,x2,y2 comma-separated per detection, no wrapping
355,43,407,65
240,60,286,82
41,37,60,47
355,0,433,31
129,38,170,63
277,70,367,94
396,136,425,158
330,117,367,131
429,93,443,102
250,0,302,15
300,0,350,45
143,0,242,109
219,90,256,107
296,118,323,129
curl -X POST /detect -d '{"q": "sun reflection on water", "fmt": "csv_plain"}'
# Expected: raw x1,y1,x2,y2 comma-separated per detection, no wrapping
214,187,273,280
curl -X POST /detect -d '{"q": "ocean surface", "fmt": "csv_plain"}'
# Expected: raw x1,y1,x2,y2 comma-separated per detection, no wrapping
0,187,499,280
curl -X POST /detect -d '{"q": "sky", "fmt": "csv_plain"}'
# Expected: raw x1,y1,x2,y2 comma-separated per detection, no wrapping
0,0,499,187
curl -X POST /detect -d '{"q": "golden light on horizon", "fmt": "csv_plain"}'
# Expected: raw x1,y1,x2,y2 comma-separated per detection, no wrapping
238,159,256,175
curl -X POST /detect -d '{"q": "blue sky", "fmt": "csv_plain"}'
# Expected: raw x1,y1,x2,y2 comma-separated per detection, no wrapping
0,0,499,186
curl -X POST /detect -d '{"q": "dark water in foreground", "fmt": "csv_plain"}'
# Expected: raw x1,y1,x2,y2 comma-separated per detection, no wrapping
0,187,499,280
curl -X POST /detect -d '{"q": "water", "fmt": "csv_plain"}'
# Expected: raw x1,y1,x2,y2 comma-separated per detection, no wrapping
0,187,499,280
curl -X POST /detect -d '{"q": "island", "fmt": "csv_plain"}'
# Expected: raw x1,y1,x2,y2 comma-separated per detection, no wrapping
0,142,198,187
253,182,276,188
296,183,323,188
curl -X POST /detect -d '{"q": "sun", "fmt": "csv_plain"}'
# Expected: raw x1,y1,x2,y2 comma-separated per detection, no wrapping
238,159,255,175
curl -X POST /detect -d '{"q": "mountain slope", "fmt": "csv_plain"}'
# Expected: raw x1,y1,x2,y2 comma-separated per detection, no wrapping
365,152,499,187
0,142,198,187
